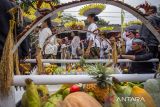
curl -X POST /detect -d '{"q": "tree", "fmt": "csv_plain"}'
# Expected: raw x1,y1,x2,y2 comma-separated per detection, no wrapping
83,18,109,26
158,4,160,16
61,13,78,24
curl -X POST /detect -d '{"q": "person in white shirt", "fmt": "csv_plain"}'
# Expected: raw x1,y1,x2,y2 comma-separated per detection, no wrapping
71,31,81,58
38,19,52,50
125,29,136,53
85,14,100,58
44,35,58,59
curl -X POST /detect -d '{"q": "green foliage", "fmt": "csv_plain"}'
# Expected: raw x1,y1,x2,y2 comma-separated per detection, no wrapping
84,18,109,26
54,67,65,74
79,57,86,66
62,14,78,24
87,63,113,89
158,4,160,16
97,18,109,25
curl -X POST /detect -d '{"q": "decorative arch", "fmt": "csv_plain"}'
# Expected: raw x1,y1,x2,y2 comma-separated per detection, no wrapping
12,0,160,53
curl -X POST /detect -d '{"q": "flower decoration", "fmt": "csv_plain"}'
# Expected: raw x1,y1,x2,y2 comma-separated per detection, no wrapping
23,2,57,21
64,21,85,30
79,3,106,16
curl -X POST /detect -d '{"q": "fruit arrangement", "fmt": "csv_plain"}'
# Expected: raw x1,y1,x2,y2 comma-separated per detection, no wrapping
44,58,122,75
20,77,160,107
19,63,31,74
20,63,160,107
45,64,59,74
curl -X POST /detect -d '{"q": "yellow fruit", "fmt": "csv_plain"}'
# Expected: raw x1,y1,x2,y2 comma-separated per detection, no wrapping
66,64,72,72
84,83,110,103
77,67,83,72
131,86,156,107
37,85,49,97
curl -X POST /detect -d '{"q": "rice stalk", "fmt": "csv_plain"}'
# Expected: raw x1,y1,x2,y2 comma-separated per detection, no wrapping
36,48,43,74
0,20,15,96
112,42,118,64
14,49,21,75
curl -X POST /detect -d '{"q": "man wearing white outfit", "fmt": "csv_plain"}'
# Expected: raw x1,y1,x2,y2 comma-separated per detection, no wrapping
123,29,136,53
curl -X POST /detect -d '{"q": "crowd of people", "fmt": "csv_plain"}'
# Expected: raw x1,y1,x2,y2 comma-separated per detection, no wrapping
0,0,159,74
29,5,160,74
30,14,112,60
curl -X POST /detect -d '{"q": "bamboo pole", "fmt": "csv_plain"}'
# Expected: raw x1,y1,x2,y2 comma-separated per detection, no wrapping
23,58,159,63
13,74,156,86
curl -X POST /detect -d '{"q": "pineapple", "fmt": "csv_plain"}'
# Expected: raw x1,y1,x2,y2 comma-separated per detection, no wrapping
75,57,86,72
84,64,114,103
84,83,111,103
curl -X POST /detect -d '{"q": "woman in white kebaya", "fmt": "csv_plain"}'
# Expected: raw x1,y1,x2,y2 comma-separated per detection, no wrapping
85,14,100,58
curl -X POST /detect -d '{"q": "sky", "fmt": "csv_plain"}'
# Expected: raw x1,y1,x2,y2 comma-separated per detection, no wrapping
59,0,160,24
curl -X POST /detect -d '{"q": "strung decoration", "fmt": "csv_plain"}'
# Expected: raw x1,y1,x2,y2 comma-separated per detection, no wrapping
79,3,106,16
0,7,17,96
